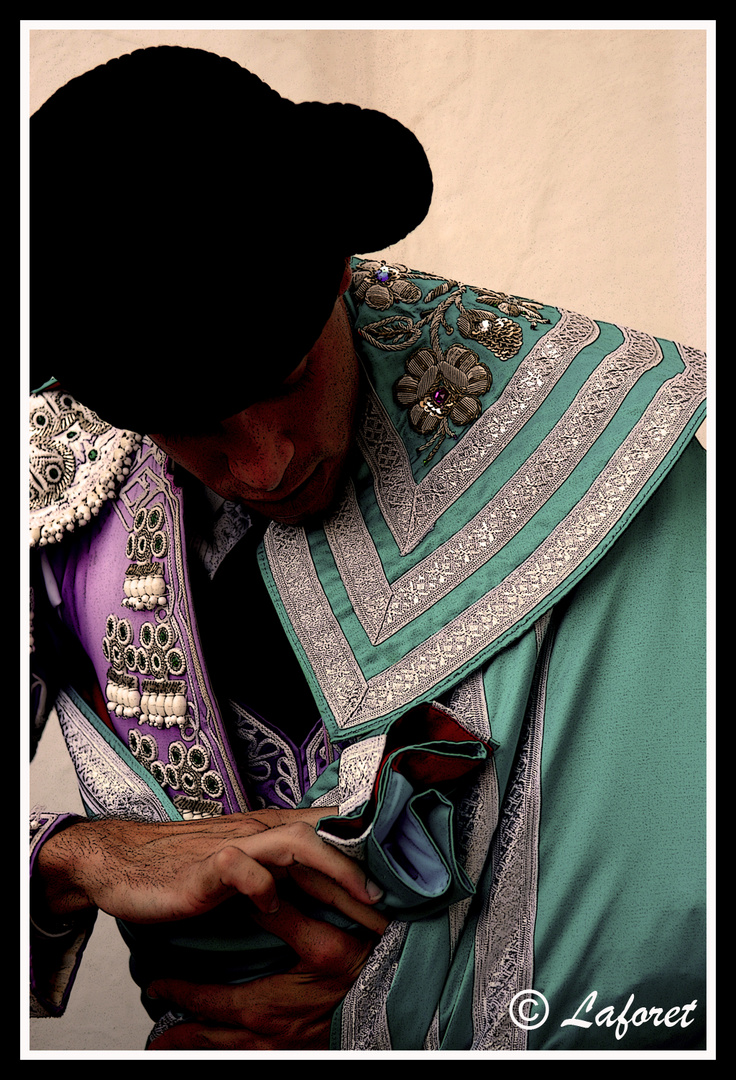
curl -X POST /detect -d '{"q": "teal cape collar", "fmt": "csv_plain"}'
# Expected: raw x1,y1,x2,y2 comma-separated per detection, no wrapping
259,261,706,740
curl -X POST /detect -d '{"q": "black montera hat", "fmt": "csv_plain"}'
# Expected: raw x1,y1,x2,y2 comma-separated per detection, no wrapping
30,45,433,433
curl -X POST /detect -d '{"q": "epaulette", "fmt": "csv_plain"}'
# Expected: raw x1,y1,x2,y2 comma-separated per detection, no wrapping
29,389,142,547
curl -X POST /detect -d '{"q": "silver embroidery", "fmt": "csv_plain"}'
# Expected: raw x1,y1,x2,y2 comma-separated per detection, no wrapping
339,920,410,1050
335,734,386,815
305,721,337,791
358,307,601,555
228,701,305,809
324,482,393,644
190,498,251,581
316,733,387,860
264,522,368,722
55,688,174,821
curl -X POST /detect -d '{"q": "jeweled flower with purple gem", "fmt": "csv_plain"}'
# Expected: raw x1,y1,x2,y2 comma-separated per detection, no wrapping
395,344,492,462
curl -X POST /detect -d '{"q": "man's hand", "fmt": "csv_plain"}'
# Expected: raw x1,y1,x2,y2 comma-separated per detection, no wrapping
145,897,384,1050
34,807,385,932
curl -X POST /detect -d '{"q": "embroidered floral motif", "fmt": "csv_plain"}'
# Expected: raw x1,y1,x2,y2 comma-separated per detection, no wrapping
395,345,493,463
29,390,141,546
353,260,423,311
352,263,545,464
227,701,339,810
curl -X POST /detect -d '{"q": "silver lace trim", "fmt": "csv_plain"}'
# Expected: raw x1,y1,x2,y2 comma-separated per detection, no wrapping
469,615,554,1049
264,341,705,732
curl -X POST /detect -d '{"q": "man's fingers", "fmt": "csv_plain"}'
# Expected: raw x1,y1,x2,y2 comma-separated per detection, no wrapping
196,812,364,918
239,805,336,832
207,845,280,915
147,979,255,1028
251,897,377,974
240,820,384,908
288,863,390,935
147,915,375,1039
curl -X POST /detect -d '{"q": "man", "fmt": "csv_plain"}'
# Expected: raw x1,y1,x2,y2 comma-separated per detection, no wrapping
29,46,707,1051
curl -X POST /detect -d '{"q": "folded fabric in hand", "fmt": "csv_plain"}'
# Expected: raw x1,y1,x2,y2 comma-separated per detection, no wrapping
316,701,494,918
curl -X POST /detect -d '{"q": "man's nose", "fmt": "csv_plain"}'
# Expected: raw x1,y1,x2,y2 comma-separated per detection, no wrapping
225,413,295,492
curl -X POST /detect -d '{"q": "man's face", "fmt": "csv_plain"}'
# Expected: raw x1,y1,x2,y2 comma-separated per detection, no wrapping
149,268,360,525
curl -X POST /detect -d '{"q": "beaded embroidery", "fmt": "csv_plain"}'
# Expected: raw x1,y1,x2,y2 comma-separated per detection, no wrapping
127,730,225,817
104,598,227,817
103,613,188,726
29,390,141,547
103,482,227,816
353,263,549,464
122,505,169,610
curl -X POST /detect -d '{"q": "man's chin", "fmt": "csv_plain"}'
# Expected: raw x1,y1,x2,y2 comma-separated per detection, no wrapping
242,464,342,526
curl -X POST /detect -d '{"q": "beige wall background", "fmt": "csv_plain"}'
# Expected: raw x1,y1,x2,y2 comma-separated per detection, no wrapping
25,24,710,1054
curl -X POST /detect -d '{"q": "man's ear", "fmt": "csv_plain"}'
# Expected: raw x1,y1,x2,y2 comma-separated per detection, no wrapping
338,257,353,297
